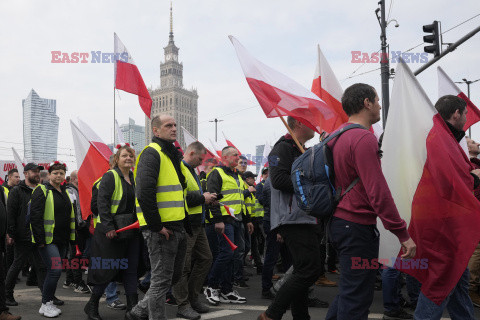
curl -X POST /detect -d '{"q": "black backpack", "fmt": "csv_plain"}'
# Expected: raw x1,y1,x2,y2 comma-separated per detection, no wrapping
291,124,363,218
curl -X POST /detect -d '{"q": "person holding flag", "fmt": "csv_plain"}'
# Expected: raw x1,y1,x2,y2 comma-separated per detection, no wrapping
204,146,253,305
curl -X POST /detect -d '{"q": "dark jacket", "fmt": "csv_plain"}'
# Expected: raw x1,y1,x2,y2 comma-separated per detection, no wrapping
7,180,35,242
135,137,187,232
91,179,101,216
258,178,271,222
88,167,140,286
96,167,136,234
269,134,317,229
183,161,206,227
0,187,7,251
30,182,72,246
207,165,251,224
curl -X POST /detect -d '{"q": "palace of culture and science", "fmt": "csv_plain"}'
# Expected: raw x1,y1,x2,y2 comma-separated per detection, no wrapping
145,5,198,149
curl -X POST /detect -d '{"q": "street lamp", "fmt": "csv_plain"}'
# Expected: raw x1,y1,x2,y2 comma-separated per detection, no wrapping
209,118,224,142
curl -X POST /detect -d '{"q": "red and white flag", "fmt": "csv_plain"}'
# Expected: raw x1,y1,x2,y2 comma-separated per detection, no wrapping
71,120,112,220
379,60,480,305
209,138,224,158
311,45,348,132
114,33,152,118
229,36,335,134
12,148,25,180
223,204,238,221
181,126,221,166
438,66,480,131
223,132,255,165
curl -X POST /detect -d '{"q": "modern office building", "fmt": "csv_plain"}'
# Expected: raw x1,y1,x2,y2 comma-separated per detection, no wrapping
145,4,198,149
120,118,146,154
23,89,59,162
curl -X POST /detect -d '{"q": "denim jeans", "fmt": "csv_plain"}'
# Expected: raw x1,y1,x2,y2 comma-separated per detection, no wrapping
414,268,474,320
262,220,280,292
105,282,119,304
405,274,420,305
208,223,235,293
233,221,246,282
382,267,401,312
325,217,379,320
131,229,187,320
38,242,68,304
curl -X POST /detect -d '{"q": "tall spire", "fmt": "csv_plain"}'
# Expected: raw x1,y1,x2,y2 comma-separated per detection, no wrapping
169,2,174,44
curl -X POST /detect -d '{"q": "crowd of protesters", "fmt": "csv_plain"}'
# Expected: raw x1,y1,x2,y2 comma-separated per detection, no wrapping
0,84,479,320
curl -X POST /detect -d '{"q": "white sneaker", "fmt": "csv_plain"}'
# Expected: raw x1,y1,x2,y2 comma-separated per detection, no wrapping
204,287,220,305
51,302,62,315
219,290,247,304
39,301,60,317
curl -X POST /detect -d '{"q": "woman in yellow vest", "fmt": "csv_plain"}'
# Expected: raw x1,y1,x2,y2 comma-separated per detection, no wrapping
84,144,140,320
30,161,75,318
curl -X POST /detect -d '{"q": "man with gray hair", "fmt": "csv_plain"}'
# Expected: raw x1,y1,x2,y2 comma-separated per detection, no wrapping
173,141,217,319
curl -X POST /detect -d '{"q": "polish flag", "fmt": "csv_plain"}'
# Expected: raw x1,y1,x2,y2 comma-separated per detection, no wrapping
174,141,184,155
379,60,480,305
223,132,255,165
71,120,112,220
255,142,271,184
438,66,480,131
181,126,221,166
311,45,348,132
223,204,239,221
229,36,335,134
209,138,223,158
114,33,152,118
12,148,25,180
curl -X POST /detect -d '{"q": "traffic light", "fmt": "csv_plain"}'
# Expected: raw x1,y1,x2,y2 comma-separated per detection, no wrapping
423,21,442,57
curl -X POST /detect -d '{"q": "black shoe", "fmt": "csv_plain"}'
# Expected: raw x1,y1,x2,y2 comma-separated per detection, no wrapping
53,296,64,306
383,308,413,319
84,293,103,320
307,297,329,308
165,292,177,305
124,310,144,320
5,296,18,307
261,290,275,300
233,280,249,288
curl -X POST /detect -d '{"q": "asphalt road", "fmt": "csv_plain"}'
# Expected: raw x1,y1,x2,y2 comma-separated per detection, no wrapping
7,266,480,320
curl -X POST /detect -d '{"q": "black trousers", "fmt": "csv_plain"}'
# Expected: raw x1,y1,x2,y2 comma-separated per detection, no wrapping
0,251,8,313
266,224,324,320
66,227,89,285
5,240,46,296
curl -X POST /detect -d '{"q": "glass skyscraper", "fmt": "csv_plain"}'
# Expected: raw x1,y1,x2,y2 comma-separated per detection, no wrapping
23,89,59,162
120,118,146,155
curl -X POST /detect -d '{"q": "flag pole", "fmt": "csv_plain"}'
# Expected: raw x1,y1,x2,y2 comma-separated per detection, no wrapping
113,88,116,146
278,115,305,154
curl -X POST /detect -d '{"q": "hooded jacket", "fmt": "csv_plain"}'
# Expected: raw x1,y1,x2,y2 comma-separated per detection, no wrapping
269,134,317,230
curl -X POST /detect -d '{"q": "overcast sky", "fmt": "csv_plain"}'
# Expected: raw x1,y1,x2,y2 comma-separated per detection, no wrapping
0,0,479,170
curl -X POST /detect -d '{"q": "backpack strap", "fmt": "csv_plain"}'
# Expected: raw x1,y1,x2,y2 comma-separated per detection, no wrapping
325,124,365,202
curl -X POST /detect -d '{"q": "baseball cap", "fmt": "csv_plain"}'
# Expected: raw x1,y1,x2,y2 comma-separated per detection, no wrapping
24,163,44,171
242,171,257,180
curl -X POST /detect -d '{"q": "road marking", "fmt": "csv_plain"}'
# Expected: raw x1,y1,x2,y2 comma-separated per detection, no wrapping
368,313,451,320
171,310,242,319
211,304,266,311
